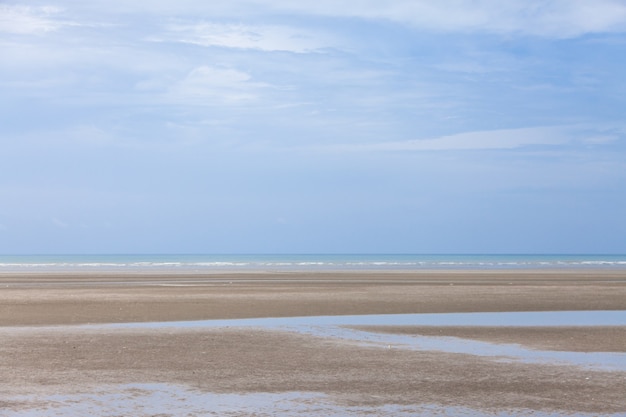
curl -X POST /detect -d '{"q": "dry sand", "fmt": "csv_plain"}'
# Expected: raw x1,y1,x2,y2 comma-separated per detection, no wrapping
1,270,626,415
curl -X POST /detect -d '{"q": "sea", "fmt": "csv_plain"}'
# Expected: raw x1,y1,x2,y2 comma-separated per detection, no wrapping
1,254,625,273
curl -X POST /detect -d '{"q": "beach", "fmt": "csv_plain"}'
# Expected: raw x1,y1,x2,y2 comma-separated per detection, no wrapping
2,270,626,416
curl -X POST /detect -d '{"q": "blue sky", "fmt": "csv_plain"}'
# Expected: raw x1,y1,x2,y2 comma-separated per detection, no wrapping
1,1,625,254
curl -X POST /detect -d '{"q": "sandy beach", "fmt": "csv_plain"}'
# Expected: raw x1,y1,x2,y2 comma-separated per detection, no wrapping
2,270,626,416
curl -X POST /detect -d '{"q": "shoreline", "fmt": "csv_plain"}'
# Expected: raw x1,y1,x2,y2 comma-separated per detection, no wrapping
3,266,626,274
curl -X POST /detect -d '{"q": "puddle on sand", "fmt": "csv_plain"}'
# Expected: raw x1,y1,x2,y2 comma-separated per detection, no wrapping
101,310,626,329
94,310,626,371
297,325,626,371
2,383,623,417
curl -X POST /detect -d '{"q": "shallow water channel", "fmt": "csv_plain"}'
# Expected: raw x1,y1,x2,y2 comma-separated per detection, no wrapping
4,311,626,417
98,310,626,371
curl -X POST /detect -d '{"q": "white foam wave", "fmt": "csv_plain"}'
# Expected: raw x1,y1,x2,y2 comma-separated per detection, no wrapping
1,255,626,272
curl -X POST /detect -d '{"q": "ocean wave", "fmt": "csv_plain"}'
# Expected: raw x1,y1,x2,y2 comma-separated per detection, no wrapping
1,255,626,271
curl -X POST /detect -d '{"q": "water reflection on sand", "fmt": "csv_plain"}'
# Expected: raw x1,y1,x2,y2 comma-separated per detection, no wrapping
98,310,626,371
3,383,623,417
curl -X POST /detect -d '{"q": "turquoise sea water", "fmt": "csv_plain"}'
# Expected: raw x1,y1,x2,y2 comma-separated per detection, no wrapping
1,254,625,272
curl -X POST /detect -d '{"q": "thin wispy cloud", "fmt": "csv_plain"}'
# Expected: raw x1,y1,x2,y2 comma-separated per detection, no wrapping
321,125,623,152
162,22,338,53
48,0,626,38
262,0,626,38
167,66,268,104
0,5,64,34
0,4,89,34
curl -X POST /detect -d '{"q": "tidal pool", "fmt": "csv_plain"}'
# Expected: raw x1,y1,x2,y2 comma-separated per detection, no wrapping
102,310,626,329
93,310,626,371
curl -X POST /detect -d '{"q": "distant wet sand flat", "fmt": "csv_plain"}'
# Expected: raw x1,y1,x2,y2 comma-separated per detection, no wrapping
1,270,626,416
2,270,626,325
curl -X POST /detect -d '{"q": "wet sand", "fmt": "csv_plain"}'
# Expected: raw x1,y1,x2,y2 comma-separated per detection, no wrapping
2,270,626,325
352,325,626,352
1,270,626,415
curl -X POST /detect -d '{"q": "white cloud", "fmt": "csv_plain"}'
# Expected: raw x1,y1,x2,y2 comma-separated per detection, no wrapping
162,22,336,53
261,0,626,38
0,5,77,34
322,125,622,152
371,126,570,151
168,66,268,104
40,1,626,38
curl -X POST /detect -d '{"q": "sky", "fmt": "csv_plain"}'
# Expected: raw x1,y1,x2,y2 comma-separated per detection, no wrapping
1,0,626,254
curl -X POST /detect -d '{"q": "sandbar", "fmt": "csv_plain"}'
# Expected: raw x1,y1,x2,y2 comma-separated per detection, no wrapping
2,270,626,325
